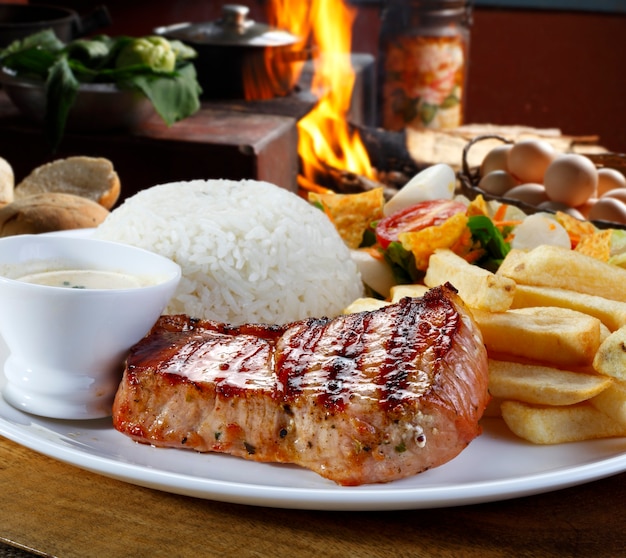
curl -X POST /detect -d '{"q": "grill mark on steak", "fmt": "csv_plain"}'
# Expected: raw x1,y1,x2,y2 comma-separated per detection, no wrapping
379,295,451,412
275,317,329,403
113,283,489,486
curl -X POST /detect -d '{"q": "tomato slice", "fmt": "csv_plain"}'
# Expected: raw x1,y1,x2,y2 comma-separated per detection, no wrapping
375,200,468,250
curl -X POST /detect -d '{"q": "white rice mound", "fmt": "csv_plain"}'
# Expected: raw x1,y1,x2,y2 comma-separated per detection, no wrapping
94,179,364,325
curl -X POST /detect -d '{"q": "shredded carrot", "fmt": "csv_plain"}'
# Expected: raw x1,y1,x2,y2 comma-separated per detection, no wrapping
502,233,516,244
565,232,582,248
493,203,509,222
493,219,523,228
449,229,474,260
362,246,385,261
462,249,486,264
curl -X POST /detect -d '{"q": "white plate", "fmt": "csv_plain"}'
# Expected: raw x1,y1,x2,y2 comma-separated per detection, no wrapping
1,231,626,511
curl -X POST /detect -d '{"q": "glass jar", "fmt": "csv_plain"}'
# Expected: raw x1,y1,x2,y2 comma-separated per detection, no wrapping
378,0,472,131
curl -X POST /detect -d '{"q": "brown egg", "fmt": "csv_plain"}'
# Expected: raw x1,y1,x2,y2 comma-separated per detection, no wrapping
597,167,626,196
507,139,556,183
601,188,626,204
575,197,597,219
587,197,626,224
478,170,518,196
480,144,513,176
537,200,585,220
543,153,598,207
504,183,549,206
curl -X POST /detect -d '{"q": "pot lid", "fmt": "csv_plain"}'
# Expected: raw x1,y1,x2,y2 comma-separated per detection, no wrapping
156,4,299,48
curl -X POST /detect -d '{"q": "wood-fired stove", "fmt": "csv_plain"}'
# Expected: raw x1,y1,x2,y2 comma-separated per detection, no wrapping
0,54,376,205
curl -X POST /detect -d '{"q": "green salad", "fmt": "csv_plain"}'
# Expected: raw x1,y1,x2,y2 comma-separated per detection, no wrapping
0,30,202,149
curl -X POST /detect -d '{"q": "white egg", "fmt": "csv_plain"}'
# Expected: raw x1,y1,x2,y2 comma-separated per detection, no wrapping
350,249,396,298
510,213,571,251
383,164,456,216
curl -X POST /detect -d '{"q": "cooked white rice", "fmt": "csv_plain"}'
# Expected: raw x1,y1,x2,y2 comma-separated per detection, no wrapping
94,179,364,325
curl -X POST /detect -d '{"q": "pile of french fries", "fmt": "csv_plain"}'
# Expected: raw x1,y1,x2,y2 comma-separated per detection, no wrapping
344,244,626,444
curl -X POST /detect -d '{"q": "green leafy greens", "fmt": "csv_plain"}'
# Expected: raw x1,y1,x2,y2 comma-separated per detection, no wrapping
467,214,512,271
0,30,202,150
384,241,421,285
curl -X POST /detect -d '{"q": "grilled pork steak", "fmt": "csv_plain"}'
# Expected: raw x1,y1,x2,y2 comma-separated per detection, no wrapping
113,284,489,485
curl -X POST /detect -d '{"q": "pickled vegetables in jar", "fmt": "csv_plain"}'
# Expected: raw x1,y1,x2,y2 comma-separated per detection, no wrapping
379,0,472,131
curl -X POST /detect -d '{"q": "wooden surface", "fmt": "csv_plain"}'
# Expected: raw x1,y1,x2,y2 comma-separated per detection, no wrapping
0,92,300,202
1,435,626,558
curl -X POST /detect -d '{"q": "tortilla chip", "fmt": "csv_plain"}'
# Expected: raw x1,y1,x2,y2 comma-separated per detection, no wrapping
399,212,469,270
575,229,613,262
555,211,596,242
309,188,385,249
467,194,489,217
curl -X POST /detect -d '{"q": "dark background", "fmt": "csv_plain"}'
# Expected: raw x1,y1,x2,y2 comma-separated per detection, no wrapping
38,0,626,154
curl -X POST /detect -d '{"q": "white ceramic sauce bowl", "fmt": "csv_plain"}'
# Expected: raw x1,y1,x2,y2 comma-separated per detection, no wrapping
0,234,181,420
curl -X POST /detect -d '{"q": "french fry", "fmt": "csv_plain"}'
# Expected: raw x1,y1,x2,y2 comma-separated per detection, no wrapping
495,248,526,272
472,306,602,367
501,400,626,444
600,322,612,343
342,297,390,314
488,359,611,406
511,284,626,332
424,248,515,312
590,379,626,426
593,326,626,380
390,283,429,303
497,245,626,303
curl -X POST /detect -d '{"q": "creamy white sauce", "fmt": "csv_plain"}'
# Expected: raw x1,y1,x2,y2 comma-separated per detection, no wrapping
17,269,150,290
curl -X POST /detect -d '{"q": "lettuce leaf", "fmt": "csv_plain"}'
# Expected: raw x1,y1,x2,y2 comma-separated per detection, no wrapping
119,63,201,126
0,31,201,150
44,58,79,149
467,214,511,271
384,241,422,284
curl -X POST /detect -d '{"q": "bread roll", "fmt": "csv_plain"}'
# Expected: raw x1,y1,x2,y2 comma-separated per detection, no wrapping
15,156,120,209
0,156,14,206
0,193,110,237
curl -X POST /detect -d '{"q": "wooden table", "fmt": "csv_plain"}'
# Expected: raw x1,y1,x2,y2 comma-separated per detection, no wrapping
1,435,625,558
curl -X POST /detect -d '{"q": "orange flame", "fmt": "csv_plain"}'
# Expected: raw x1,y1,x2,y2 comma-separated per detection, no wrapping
267,0,314,42
247,1,311,101
266,0,376,189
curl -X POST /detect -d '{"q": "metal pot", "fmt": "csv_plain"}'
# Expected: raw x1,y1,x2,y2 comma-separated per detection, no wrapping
154,4,308,101
0,68,155,132
0,3,112,48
